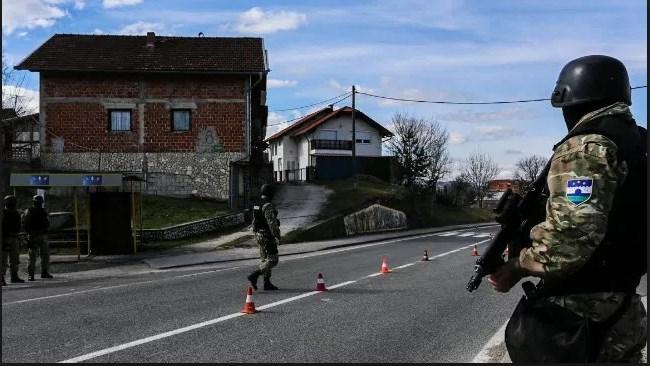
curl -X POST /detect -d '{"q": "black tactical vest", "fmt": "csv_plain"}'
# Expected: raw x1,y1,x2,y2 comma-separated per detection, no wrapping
546,113,647,295
252,202,271,233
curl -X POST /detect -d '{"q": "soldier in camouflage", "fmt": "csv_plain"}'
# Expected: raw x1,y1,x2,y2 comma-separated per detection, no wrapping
247,184,281,291
24,195,53,281
488,55,647,362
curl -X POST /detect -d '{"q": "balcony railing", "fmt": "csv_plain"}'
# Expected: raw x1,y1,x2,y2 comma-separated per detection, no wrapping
311,139,352,150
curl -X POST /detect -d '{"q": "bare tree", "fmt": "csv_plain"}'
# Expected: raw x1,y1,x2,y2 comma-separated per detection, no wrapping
461,151,500,208
386,113,451,189
2,54,36,117
514,155,547,187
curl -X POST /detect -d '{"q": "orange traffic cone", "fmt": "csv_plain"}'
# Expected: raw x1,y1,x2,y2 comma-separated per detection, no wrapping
422,250,431,261
471,245,480,257
315,273,328,292
241,286,258,314
380,257,392,274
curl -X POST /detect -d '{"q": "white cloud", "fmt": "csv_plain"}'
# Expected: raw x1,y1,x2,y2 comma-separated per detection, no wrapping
92,28,104,35
232,7,306,34
74,0,85,10
17,32,28,37
265,111,292,139
436,107,535,123
327,79,374,95
505,149,523,155
449,132,467,145
268,79,298,88
103,0,142,8
2,85,40,115
117,21,166,35
475,125,521,140
2,0,66,35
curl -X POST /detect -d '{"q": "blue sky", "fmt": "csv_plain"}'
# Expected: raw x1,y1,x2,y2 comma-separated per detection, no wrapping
2,0,647,179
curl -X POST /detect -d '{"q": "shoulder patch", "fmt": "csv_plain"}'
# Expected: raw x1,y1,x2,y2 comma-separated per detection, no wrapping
566,178,593,206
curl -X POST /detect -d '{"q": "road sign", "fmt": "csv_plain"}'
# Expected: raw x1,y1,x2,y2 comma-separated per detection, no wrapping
10,173,123,187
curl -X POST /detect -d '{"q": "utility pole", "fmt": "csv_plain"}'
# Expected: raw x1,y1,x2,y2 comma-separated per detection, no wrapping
351,85,357,190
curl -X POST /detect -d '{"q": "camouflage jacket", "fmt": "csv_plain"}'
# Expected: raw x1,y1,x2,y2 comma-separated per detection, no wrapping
518,102,633,322
261,202,281,240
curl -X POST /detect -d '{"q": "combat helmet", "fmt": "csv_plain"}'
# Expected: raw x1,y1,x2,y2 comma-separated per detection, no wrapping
551,55,631,108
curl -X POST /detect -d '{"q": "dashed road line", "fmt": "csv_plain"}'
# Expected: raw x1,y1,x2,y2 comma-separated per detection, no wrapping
5,227,496,305
457,232,477,237
57,238,490,363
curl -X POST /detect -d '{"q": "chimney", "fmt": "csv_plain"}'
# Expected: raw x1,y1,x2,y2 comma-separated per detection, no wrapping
146,32,155,47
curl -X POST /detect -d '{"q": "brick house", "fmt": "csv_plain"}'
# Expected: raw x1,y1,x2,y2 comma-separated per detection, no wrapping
15,32,271,209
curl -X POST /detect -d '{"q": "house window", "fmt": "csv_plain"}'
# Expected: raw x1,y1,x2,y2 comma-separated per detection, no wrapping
273,143,278,156
355,131,371,144
171,109,191,131
109,110,131,131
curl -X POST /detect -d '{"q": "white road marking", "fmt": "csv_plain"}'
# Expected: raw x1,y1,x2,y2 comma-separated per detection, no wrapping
471,320,509,363
2,267,241,306
57,238,491,363
471,295,648,363
394,263,416,269
457,232,477,237
472,233,490,238
5,226,499,305
436,231,460,237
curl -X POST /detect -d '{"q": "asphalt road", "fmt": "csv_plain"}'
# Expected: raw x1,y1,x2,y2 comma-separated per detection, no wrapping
3,226,641,363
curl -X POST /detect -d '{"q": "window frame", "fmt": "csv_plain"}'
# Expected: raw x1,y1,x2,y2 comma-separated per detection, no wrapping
108,109,132,132
170,109,192,132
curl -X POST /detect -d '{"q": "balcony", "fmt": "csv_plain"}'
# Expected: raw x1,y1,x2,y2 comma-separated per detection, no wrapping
311,139,352,150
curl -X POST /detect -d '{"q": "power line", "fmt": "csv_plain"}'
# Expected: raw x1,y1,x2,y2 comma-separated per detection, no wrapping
270,92,352,112
357,85,647,105
267,93,351,127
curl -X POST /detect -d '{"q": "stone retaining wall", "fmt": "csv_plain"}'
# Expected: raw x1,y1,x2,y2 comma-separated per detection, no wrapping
343,203,407,236
139,211,246,242
41,152,244,199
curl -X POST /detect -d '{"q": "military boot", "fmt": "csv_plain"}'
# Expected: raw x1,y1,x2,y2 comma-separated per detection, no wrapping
263,276,278,291
41,272,53,279
247,270,262,290
1,277,6,286
11,273,25,283
28,273,35,281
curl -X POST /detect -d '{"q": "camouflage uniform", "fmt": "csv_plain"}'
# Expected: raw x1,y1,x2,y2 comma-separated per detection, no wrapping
255,202,280,277
519,103,647,362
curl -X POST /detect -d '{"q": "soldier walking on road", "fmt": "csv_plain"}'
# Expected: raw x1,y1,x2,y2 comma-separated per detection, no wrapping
488,55,647,362
24,195,52,281
2,195,25,286
247,184,281,291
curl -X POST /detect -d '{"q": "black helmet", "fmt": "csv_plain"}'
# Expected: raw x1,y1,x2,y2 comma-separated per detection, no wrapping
33,195,44,204
4,195,17,207
260,184,275,199
551,55,631,108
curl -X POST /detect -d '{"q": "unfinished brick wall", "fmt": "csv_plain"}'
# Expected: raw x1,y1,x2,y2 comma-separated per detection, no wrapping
42,72,246,153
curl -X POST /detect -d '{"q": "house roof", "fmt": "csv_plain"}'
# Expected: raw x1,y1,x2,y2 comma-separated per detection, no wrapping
265,106,393,141
15,33,267,74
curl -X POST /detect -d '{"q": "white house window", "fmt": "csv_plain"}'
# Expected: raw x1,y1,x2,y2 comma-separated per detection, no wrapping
109,110,131,131
355,131,371,144
172,109,191,131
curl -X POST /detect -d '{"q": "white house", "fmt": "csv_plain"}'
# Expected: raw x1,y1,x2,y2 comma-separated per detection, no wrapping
265,106,393,182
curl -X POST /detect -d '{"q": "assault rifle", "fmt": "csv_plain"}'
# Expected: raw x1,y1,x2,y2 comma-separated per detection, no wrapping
466,160,552,292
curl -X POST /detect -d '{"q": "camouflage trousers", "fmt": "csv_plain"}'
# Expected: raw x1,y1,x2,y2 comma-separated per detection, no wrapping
255,232,278,277
597,294,647,362
1,237,20,277
548,292,647,362
27,234,50,276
